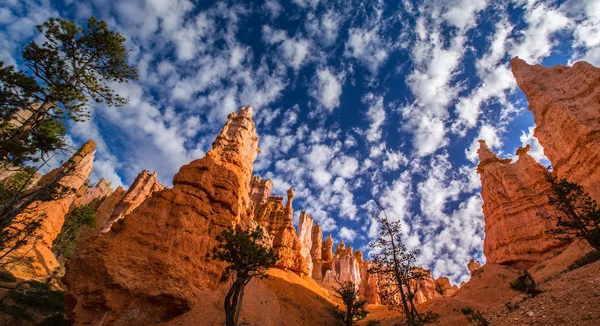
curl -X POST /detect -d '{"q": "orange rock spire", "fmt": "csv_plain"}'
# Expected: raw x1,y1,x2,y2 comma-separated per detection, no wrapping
477,140,565,266
511,57,600,201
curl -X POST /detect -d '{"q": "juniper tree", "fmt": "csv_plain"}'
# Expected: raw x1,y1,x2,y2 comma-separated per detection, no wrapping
368,202,424,326
335,280,367,326
0,17,137,167
545,170,600,251
210,225,277,326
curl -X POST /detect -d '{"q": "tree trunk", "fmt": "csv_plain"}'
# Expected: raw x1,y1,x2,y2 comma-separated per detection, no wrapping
346,303,352,326
224,280,241,326
233,282,246,326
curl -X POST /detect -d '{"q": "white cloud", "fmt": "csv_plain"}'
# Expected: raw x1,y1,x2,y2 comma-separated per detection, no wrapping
330,155,359,179
311,68,343,111
345,27,389,74
465,124,503,162
510,1,569,63
519,125,550,165
338,226,357,242
363,94,386,143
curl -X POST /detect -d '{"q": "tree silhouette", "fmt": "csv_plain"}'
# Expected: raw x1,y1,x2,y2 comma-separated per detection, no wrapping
335,280,367,326
545,169,600,251
210,225,277,326
368,202,424,326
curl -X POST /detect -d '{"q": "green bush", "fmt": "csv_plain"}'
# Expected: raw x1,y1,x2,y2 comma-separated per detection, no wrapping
461,307,490,326
366,320,381,326
567,250,600,271
53,204,97,260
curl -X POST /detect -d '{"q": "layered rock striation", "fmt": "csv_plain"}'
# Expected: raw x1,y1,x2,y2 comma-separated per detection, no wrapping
478,140,565,266
63,106,259,325
511,58,600,202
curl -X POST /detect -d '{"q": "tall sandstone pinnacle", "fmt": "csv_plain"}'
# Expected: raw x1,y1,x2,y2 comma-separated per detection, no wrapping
63,106,259,325
511,57,600,201
100,170,164,232
272,188,309,275
1,141,95,279
297,211,314,276
477,140,565,266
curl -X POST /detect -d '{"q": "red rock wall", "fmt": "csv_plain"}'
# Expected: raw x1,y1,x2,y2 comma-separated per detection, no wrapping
63,106,259,325
478,140,565,266
511,58,600,202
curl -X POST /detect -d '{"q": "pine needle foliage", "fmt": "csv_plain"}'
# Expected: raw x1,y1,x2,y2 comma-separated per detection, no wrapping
545,170,600,251
0,17,137,167
210,225,277,326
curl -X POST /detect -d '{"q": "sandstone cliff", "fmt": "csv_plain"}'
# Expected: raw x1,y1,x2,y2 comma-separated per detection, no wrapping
511,57,600,202
63,106,259,325
0,141,95,279
478,140,565,266
297,211,314,276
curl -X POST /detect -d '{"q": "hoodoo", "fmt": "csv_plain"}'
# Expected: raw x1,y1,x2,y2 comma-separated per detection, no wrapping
63,106,259,325
511,57,600,202
477,140,565,266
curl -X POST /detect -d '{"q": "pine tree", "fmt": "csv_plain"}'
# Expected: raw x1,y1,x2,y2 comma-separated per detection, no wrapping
368,202,424,326
210,225,278,326
545,170,600,251
0,17,137,167
335,280,367,326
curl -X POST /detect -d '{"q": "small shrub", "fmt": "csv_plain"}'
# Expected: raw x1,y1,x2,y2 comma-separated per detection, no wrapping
567,250,600,271
366,320,381,326
461,307,490,326
0,271,17,283
461,306,474,315
422,311,440,323
509,270,542,297
509,278,529,292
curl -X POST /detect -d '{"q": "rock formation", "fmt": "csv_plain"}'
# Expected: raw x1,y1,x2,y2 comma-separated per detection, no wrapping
468,259,482,276
272,189,309,275
311,223,324,280
101,170,164,232
70,178,113,210
94,186,125,230
359,261,380,304
0,141,95,279
249,175,273,208
297,211,314,276
512,58,600,202
63,106,259,325
478,140,565,266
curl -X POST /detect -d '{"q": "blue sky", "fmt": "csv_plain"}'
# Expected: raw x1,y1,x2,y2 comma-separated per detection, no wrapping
1,0,599,284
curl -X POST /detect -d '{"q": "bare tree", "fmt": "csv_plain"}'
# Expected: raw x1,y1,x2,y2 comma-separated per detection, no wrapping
368,202,423,326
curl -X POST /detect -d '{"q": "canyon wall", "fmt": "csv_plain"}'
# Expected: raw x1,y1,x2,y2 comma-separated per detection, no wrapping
63,106,259,325
0,141,95,279
511,58,600,202
478,140,565,266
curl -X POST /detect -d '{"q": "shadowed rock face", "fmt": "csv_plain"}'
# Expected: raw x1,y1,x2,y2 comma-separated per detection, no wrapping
63,106,259,325
477,140,565,267
1,141,95,279
511,57,600,202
